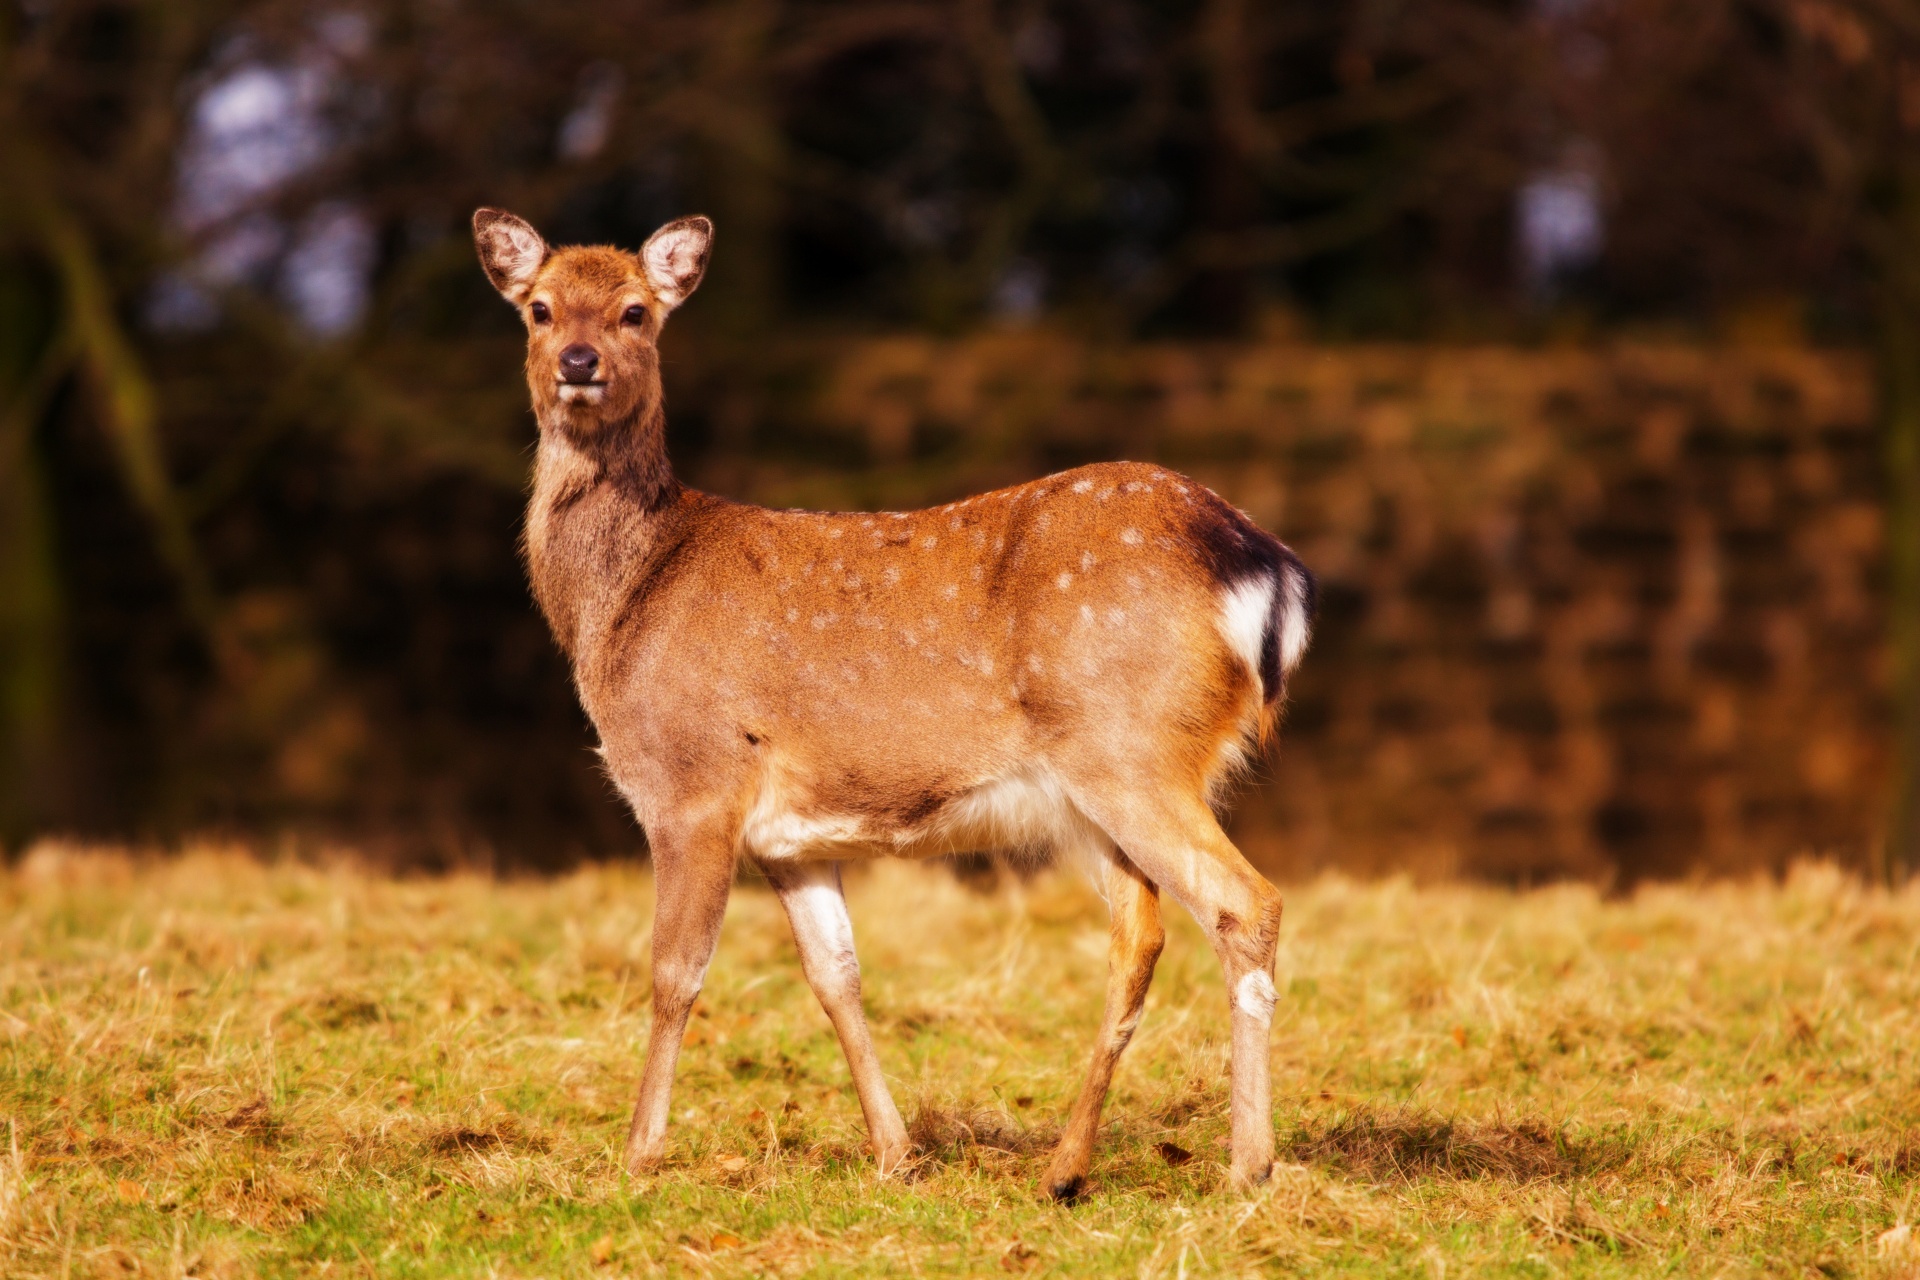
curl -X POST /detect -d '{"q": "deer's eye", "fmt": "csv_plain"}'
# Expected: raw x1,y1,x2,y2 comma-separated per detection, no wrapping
529,301,551,324
622,304,648,326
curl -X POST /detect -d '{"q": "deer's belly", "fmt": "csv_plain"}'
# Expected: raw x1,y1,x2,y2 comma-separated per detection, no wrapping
739,763,1102,864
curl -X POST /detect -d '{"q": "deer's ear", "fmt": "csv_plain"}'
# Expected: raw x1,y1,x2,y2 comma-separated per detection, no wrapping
640,216,713,313
473,208,549,303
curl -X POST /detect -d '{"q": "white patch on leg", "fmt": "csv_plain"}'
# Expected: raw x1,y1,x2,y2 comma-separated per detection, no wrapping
1218,577,1276,679
786,875,859,974
1235,970,1277,1020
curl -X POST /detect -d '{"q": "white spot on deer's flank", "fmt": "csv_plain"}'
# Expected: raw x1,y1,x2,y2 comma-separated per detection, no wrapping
829,527,843,539
1080,604,1094,623
1072,479,1093,493
883,566,901,586
786,608,799,622
1120,527,1142,545
942,584,958,599
1079,551,1095,571
922,536,937,549
1056,572,1073,590
812,613,836,630
949,517,962,531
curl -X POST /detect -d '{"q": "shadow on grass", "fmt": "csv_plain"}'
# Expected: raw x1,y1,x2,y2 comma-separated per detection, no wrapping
907,1103,1058,1162
1282,1106,1630,1182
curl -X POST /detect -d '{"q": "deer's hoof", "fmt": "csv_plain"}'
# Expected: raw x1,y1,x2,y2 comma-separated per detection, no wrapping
1226,1158,1274,1192
1044,1173,1087,1203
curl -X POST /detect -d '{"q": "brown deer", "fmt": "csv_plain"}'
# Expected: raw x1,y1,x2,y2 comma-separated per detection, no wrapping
473,208,1314,1197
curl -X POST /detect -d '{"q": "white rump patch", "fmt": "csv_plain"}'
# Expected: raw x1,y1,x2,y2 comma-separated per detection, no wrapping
1277,563,1312,675
1218,577,1275,680
1217,566,1313,694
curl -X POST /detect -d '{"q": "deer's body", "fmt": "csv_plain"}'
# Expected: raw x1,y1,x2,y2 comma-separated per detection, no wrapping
478,209,1313,1197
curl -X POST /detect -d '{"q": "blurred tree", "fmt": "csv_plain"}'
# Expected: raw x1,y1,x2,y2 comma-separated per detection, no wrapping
1547,0,1920,878
0,0,1910,869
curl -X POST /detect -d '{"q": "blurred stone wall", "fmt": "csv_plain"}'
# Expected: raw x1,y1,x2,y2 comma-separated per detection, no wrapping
695,337,1886,883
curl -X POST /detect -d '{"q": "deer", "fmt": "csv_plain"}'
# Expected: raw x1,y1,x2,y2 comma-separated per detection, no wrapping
473,207,1314,1198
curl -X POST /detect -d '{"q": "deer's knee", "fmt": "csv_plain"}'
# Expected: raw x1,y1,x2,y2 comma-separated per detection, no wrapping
806,945,864,1009
649,955,709,1019
1213,879,1283,976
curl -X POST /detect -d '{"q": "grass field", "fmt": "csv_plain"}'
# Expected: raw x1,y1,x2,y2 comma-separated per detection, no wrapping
1,844,1918,1278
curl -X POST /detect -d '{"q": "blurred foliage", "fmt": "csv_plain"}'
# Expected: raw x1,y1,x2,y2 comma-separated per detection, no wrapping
0,0,1916,867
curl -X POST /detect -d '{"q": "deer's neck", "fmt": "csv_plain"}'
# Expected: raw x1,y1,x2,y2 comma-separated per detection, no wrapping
525,399,687,660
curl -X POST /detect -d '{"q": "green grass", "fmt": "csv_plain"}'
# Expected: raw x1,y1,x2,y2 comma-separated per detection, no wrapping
2,845,1918,1277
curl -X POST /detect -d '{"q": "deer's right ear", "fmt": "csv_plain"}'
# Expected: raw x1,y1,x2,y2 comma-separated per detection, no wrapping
473,208,549,304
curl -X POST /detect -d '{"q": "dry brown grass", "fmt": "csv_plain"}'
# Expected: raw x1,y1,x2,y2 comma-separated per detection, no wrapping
1,843,1917,1277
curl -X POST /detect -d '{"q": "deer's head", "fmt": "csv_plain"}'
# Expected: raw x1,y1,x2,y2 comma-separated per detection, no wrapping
473,209,711,433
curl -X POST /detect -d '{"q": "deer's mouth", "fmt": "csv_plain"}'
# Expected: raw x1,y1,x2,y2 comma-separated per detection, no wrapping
556,381,609,403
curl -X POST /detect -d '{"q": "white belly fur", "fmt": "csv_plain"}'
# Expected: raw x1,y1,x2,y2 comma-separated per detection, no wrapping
739,762,1103,865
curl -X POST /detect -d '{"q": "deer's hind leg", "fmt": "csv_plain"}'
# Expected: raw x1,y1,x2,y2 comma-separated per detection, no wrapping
1075,791,1283,1190
624,815,738,1174
764,860,911,1174
1043,843,1164,1201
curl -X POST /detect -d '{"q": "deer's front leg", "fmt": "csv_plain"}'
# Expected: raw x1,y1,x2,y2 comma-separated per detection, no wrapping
764,860,910,1174
623,820,737,1174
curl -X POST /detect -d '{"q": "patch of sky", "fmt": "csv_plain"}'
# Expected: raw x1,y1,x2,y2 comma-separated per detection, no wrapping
149,12,376,337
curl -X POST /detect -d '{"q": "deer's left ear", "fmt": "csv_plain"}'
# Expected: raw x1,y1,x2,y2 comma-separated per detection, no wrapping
640,216,713,313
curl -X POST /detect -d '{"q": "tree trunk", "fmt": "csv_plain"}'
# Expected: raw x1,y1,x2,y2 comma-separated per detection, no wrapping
0,264,63,848
1881,169,1920,883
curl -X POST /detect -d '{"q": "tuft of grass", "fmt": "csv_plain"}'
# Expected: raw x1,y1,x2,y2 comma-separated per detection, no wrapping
1,843,1918,1277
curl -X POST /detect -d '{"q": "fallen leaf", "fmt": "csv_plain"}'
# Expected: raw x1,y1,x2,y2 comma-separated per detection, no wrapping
1450,1026,1468,1048
717,1155,749,1173
1015,1096,1034,1109
1652,1200,1670,1220
589,1234,615,1265
114,1179,144,1204
1878,1224,1914,1258
1000,1241,1038,1270
710,1231,744,1250
1155,1141,1194,1167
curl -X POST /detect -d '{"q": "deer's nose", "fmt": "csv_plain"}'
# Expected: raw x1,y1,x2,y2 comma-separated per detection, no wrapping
558,344,601,383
